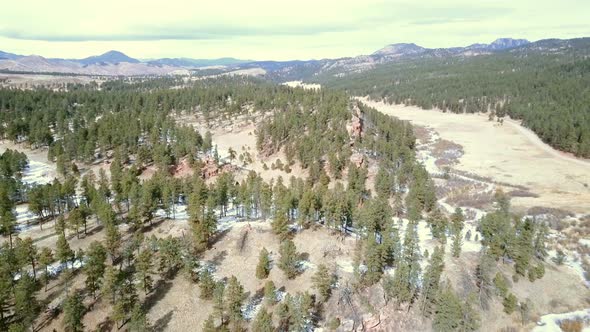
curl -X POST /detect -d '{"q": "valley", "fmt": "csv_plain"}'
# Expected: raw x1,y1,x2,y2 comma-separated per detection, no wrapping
0,33,589,332
359,97,590,214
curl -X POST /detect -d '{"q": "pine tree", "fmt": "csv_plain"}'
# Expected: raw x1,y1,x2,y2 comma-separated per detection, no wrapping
364,236,385,285
213,281,226,325
63,290,85,332
13,274,38,328
533,221,549,260
84,241,107,299
312,264,335,302
252,307,274,332
225,276,245,331
38,247,53,291
272,210,290,240
278,239,299,279
15,237,37,280
112,272,138,329
391,221,422,306
199,269,216,300
0,211,17,248
101,266,119,305
68,208,85,239
382,221,402,267
450,208,464,258
433,284,480,332
264,280,277,305
514,218,534,276
105,221,121,263
420,246,445,316
256,248,271,279
136,248,154,294
128,304,151,332
476,251,496,310
56,232,74,269
427,208,448,241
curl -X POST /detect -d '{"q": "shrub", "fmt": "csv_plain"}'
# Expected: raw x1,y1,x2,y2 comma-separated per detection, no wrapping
560,318,583,332
494,272,509,296
503,293,518,314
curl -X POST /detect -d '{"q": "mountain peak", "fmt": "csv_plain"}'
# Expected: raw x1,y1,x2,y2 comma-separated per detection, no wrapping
488,38,530,50
79,50,139,65
372,43,426,56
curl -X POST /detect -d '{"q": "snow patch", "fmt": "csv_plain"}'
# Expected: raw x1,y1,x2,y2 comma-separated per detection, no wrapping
22,160,54,185
534,308,590,332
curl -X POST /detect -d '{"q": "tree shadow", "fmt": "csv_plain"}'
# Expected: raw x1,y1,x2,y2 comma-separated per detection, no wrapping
209,228,231,246
84,224,104,237
208,250,227,266
300,252,310,261
96,316,115,332
153,310,174,331
144,278,174,312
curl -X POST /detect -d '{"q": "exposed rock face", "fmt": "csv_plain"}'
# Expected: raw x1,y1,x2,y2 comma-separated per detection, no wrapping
201,156,220,179
199,156,237,179
349,103,363,140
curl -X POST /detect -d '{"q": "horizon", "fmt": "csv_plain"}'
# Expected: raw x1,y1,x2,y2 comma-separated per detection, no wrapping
0,37,560,62
2,0,589,61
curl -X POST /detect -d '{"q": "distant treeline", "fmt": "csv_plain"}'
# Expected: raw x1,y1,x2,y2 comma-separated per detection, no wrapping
318,50,590,157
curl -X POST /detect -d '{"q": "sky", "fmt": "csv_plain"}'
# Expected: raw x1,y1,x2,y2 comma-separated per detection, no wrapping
1,0,589,61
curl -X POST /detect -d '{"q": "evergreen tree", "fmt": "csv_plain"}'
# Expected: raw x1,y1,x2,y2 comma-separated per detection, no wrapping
15,237,37,280
278,239,300,279
136,248,154,294
252,307,274,332
128,304,151,332
256,247,271,279
433,284,480,332
56,232,74,269
533,221,549,260
264,280,277,306
213,281,226,325
391,221,422,306
38,247,53,292
364,236,386,285
105,220,121,263
450,208,464,258
199,269,216,300
272,209,290,240
84,241,107,299
427,208,448,241
0,211,17,248
312,263,335,302
13,274,38,329
420,246,445,317
101,266,119,305
225,276,245,331
63,290,85,332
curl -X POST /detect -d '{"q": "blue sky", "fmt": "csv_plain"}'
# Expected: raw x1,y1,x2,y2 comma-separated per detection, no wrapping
1,0,589,60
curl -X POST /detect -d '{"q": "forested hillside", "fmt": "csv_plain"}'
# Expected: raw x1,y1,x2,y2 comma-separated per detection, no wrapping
317,39,590,157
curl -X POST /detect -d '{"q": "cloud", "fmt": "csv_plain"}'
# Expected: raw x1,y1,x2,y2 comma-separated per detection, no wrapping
0,0,588,60
0,1,513,42
0,23,362,42
408,6,512,26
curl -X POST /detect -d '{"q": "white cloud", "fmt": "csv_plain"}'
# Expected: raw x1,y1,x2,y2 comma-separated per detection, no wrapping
0,0,588,60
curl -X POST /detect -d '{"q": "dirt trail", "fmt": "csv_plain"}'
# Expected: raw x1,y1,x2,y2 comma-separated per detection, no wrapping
504,118,590,168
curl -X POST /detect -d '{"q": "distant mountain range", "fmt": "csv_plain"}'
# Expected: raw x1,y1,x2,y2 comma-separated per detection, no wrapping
0,49,252,76
0,37,586,77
